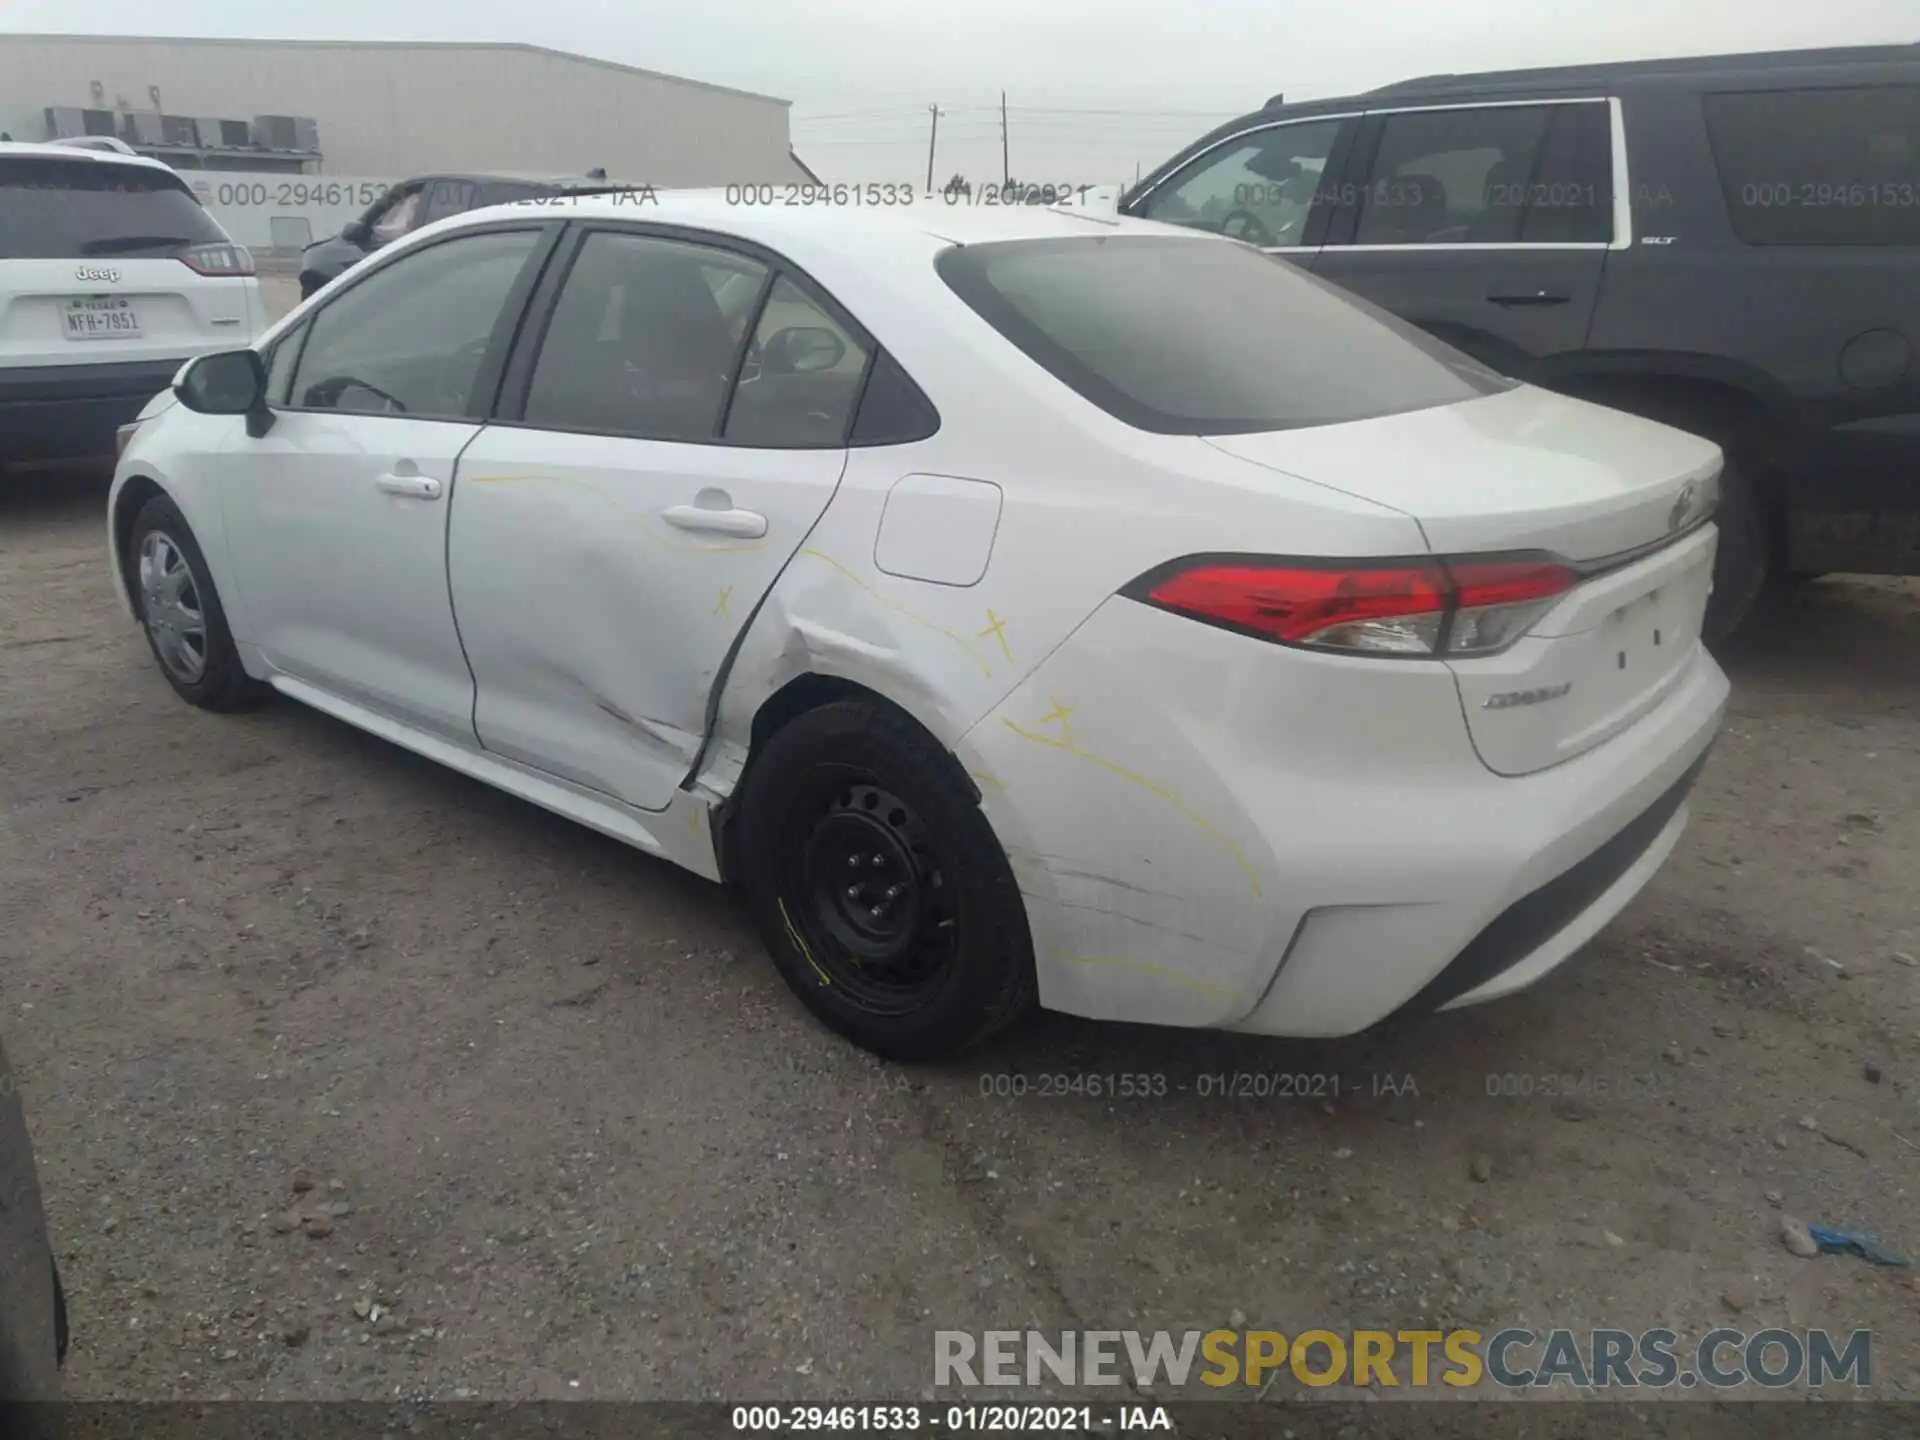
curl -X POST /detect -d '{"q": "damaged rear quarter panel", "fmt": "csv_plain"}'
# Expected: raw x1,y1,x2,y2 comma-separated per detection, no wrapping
696,353,1431,1026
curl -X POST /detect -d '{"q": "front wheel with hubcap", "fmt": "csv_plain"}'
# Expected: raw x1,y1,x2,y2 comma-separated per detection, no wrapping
734,699,1036,1060
129,493,268,711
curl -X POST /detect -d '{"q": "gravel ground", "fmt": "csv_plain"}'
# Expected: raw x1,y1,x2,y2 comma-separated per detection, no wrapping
3,291,1917,1405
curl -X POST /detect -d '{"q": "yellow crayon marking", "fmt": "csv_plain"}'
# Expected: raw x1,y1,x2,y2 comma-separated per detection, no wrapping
714,585,733,622
1065,955,1237,999
1037,696,1076,745
778,897,831,987
797,548,993,678
968,770,1007,790
1000,714,1261,897
977,609,1013,664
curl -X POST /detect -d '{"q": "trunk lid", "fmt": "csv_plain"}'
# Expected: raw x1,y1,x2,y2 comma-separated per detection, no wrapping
1204,384,1723,563
1205,384,1724,775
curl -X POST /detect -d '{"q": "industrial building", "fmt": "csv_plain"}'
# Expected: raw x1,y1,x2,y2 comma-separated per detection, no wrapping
0,34,814,185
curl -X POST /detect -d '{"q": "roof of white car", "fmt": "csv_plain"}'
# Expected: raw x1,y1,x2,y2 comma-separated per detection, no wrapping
461,186,1180,259
0,140,178,176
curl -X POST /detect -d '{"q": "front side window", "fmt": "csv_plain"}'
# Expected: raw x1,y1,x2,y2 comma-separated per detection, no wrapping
523,231,768,441
938,234,1511,435
724,276,872,446
1704,86,1920,245
1138,119,1345,247
0,157,228,259
263,319,308,406
1352,103,1611,246
290,229,540,418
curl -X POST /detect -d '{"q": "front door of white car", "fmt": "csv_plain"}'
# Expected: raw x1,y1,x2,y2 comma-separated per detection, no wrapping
448,227,872,811
217,226,552,742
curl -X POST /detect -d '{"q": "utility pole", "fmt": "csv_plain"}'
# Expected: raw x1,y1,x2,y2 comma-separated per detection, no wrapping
925,105,941,194
1001,91,1010,187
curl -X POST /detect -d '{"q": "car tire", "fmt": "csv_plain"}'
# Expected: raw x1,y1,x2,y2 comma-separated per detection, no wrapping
1702,456,1771,647
129,494,269,712
733,699,1037,1061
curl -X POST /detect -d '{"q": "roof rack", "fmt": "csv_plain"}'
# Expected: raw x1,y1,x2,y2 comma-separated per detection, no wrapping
1365,42,1920,96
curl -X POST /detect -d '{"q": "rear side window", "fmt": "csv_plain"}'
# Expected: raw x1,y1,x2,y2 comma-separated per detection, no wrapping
1704,86,1920,245
723,276,872,447
0,157,227,259
523,230,769,441
937,235,1512,435
1352,102,1611,246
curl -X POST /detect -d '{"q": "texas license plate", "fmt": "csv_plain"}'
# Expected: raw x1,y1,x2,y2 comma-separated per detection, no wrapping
64,296,142,340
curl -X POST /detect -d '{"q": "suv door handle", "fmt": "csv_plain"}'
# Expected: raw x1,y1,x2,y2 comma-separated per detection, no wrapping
663,504,768,539
1487,289,1571,306
375,472,443,500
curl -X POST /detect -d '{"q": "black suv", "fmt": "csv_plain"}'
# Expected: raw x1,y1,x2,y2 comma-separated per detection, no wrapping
298,171,606,298
1122,44,1920,639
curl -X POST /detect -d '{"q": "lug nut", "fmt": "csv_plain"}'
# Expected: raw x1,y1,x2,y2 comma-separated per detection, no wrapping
869,905,885,920
870,854,885,869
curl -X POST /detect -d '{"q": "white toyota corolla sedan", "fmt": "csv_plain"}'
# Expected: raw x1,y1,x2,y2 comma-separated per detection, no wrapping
107,192,1728,1059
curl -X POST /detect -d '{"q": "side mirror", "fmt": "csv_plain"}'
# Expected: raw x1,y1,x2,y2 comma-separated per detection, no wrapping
762,325,847,375
341,219,373,247
174,350,274,436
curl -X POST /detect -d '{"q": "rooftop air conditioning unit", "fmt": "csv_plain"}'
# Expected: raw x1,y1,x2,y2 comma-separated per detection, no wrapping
122,110,167,146
254,114,293,150
45,106,121,139
198,117,251,149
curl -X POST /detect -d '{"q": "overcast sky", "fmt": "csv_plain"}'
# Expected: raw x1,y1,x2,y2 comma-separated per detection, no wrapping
8,2,1915,184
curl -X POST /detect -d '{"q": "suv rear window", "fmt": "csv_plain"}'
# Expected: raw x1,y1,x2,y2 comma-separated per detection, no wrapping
1704,86,1920,246
0,156,228,260
936,235,1512,435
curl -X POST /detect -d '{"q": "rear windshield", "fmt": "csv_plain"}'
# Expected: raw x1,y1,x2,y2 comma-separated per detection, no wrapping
0,157,228,260
935,235,1512,435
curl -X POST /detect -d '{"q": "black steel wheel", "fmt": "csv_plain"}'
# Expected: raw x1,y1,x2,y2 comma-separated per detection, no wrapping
735,699,1035,1059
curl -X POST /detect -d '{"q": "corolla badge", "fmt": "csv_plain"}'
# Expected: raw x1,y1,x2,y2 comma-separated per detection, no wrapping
1668,481,1700,534
1483,682,1573,710
74,265,120,283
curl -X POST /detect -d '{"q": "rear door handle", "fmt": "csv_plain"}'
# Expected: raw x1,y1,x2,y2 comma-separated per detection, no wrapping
1487,290,1571,306
375,472,442,500
662,504,767,539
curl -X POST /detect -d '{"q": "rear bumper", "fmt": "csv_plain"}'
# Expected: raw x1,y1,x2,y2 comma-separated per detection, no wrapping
959,595,1728,1037
0,358,186,462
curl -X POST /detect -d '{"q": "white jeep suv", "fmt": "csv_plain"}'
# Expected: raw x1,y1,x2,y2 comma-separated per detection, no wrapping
1,142,264,469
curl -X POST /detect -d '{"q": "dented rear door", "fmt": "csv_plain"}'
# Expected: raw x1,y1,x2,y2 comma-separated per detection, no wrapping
447,228,870,812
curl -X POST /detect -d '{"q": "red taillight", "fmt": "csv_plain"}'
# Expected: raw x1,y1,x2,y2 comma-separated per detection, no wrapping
176,242,255,277
1135,555,1577,658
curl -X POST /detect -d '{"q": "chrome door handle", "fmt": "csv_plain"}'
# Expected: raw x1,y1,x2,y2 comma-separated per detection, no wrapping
662,504,767,538
375,472,442,499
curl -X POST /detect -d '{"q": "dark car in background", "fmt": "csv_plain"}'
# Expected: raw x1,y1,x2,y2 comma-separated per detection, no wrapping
0,1031,65,1434
1121,43,1920,641
298,170,609,297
